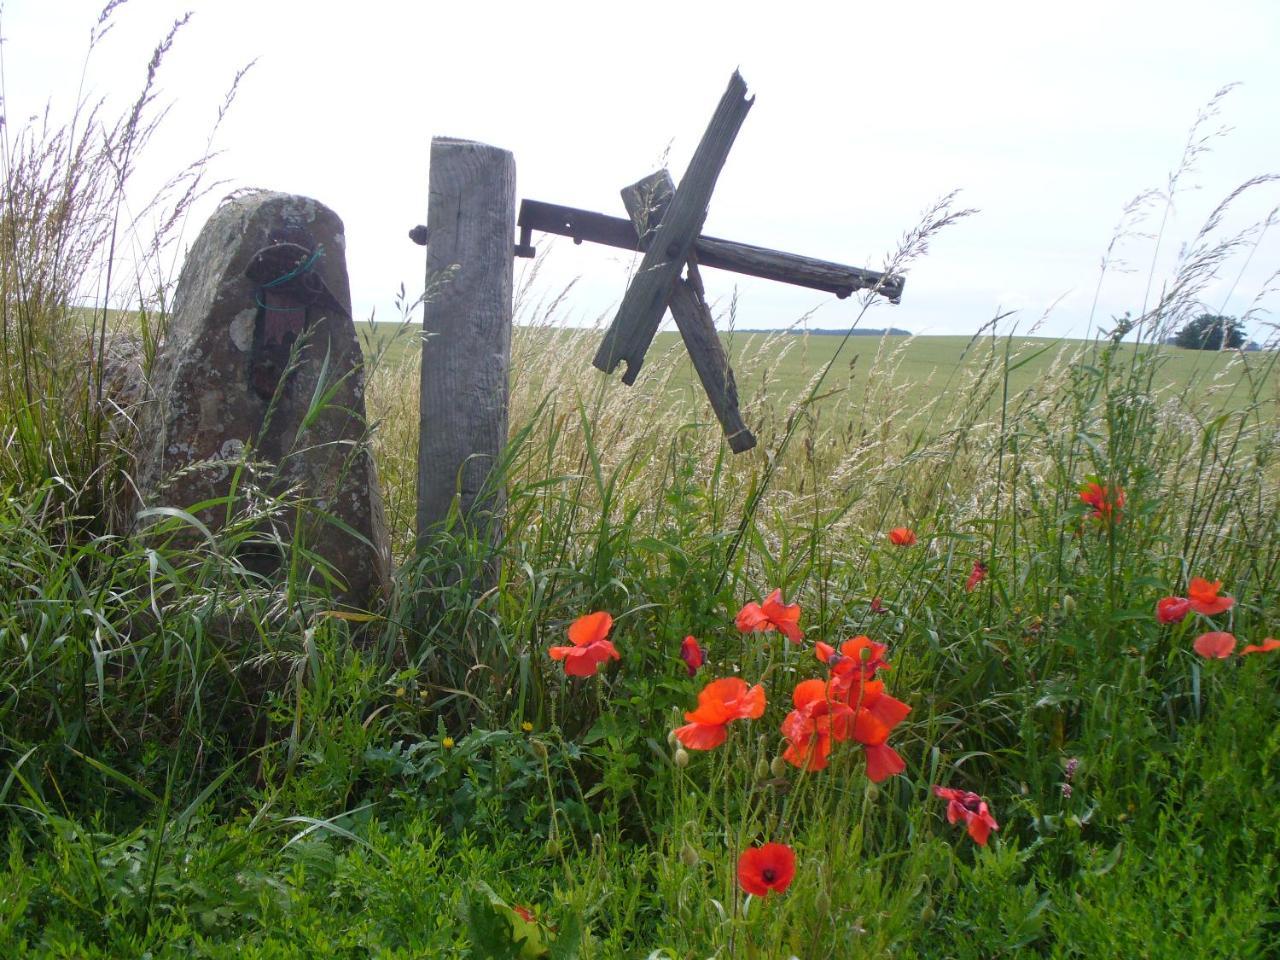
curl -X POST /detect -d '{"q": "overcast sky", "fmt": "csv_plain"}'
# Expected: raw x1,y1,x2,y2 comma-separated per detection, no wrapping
4,0,1279,340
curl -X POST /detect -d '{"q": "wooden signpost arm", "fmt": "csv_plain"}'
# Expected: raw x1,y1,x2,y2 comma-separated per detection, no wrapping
621,171,756,453
593,71,754,384
515,200,904,301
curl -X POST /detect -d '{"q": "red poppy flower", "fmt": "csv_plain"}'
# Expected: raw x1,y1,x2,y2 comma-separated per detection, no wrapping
888,527,917,546
965,560,987,592
737,842,796,897
548,611,620,677
735,589,803,644
781,679,854,771
1187,577,1234,616
781,674,910,781
1193,631,1236,659
679,635,705,676
674,677,766,750
870,596,885,613
1079,482,1124,520
1156,596,1191,625
828,643,894,712
933,786,1000,846
1242,637,1280,655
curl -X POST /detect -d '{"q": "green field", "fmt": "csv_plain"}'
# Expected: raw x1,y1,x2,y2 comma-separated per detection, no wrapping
662,331,1274,407
367,322,1277,419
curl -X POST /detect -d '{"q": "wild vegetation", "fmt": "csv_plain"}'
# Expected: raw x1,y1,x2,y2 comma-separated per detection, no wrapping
1,10,1278,958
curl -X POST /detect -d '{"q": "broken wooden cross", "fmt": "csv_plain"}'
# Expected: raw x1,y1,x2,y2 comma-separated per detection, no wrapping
512,70,905,454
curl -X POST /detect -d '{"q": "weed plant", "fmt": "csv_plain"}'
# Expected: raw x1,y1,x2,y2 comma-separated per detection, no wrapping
1,8,1278,958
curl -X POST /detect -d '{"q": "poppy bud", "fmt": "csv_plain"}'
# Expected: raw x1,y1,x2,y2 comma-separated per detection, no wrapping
754,758,770,781
814,889,831,914
530,739,547,760
1062,594,1076,615
921,900,936,923
865,782,880,802
679,842,699,867
674,748,690,768
770,756,787,778
545,837,561,856
667,729,678,749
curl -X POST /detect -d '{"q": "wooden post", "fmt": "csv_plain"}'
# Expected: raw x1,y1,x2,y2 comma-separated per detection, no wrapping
621,171,756,452
417,138,515,557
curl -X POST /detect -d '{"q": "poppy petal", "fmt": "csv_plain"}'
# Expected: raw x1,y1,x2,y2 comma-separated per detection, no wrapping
1156,596,1192,624
967,804,999,846
792,678,829,711
1189,596,1235,616
1193,631,1237,659
684,677,748,724
674,721,727,751
735,602,768,633
864,742,906,782
735,683,767,720
1187,577,1234,615
853,709,892,746
567,611,612,646
585,639,620,663
561,648,604,676
865,692,911,731
679,635,705,676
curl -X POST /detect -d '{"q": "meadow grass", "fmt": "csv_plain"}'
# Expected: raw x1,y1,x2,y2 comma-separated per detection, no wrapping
2,9,1279,958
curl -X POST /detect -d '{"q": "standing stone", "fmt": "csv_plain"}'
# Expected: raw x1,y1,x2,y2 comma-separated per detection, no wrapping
136,190,391,611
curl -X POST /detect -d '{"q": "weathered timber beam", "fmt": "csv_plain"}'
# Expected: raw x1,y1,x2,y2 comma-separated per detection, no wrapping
517,199,905,303
593,71,754,384
621,171,756,453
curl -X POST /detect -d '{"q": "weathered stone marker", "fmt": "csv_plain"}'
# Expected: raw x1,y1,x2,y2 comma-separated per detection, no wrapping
137,190,391,611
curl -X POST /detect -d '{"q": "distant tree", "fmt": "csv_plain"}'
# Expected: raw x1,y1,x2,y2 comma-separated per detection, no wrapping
1173,314,1245,350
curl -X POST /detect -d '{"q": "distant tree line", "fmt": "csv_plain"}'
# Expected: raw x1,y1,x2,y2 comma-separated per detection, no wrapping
1174,314,1246,350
